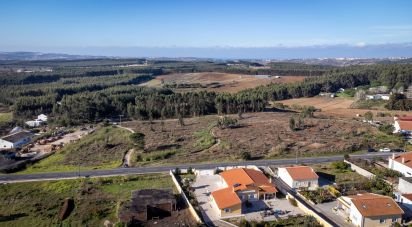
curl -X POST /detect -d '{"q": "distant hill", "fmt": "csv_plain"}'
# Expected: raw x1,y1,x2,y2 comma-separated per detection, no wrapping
0,51,104,61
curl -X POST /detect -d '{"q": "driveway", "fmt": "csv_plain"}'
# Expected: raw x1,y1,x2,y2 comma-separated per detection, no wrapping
192,173,225,225
315,201,352,227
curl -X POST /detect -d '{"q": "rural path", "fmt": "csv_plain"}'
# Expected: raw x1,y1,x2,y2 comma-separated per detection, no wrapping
116,125,135,167
0,153,394,184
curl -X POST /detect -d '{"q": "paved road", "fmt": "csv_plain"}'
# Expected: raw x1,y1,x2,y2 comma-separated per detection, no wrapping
0,153,393,183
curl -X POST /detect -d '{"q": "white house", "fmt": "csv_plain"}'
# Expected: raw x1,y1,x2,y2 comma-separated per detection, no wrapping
337,193,404,227
393,116,412,134
0,131,33,149
37,114,48,122
388,152,412,177
395,177,412,213
25,119,44,127
366,94,390,100
277,166,319,190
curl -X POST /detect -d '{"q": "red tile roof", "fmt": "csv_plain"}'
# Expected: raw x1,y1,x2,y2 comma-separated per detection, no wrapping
211,188,241,209
398,116,412,121
392,152,412,168
402,193,412,201
348,193,404,217
212,168,277,209
399,121,412,131
284,166,319,181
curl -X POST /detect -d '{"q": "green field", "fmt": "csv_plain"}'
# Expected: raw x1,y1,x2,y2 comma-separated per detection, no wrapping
0,112,12,123
0,174,173,226
20,126,133,174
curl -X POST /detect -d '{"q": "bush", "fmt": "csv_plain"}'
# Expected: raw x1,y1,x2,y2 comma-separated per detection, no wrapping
240,151,251,160
288,197,298,207
217,116,239,129
331,161,350,171
378,124,395,135
129,132,145,149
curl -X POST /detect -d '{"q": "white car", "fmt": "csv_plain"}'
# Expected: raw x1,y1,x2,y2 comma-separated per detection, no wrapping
379,148,391,152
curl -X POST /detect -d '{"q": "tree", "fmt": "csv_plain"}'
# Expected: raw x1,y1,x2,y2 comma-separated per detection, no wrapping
289,117,296,131
364,111,373,121
240,151,251,160
129,132,145,150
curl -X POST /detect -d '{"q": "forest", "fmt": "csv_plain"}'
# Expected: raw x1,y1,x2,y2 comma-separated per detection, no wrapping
0,59,411,125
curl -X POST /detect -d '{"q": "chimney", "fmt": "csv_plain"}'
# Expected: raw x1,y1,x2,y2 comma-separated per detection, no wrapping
402,157,405,163
392,153,395,159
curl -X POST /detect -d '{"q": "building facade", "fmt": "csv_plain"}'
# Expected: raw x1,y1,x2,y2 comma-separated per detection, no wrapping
277,166,319,190
388,152,412,177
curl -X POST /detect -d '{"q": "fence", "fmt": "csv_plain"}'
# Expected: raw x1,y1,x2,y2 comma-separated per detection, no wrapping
344,159,393,186
169,170,203,224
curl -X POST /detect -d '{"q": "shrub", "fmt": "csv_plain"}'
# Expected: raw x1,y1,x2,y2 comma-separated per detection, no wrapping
240,151,251,160
217,116,239,129
331,161,350,171
288,197,298,207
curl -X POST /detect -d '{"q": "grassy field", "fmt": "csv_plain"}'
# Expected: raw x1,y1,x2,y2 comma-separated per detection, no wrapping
0,174,173,226
313,162,368,185
0,112,12,124
20,126,133,174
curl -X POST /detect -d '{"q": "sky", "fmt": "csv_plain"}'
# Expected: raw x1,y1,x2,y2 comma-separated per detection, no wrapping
0,0,411,58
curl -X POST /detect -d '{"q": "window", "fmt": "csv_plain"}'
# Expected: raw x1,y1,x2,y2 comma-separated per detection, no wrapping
379,219,385,223
392,218,397,222
224,208,231,213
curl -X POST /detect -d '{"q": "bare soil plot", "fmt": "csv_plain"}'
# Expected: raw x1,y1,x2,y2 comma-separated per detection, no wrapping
143,72,305,93
277,97,411,119
123,112,395,166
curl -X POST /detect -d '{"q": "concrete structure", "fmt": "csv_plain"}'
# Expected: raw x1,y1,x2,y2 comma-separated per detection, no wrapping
393,116,412,134
277,166,319,190
0,131,33,149
388,152,412,177
395,177,412,213
118,189,176,224
337,193,404,227
25,119,44,127
211,168,277,217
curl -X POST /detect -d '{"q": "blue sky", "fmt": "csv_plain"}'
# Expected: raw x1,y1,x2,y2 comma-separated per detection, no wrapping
0,0,411,58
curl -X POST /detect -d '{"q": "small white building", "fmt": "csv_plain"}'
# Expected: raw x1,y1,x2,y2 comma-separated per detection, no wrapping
25,119,44,127
277,166,319,190
0,131,33,149
395,177,412,212
37,114,48,122
337,193,404,227
366,94,390,100
388,152,412,177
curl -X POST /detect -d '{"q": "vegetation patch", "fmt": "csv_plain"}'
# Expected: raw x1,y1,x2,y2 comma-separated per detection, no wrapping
0,174,173,226
20,126,132,173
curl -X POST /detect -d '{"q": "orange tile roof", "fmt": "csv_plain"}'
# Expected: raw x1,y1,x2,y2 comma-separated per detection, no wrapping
402,194,412,201
348,193,404,217
211,187,241,209
220,168,277,192
392,152,412,168
399,121,412,131
398,116,412,121
284,166,319,181
212,168,277,209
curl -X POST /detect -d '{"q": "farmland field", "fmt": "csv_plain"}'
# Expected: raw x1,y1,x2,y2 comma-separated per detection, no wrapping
277,97,411,119
141,72,306,93
123,111,400,166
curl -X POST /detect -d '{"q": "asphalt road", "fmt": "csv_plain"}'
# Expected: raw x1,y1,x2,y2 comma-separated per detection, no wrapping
0,152,393,183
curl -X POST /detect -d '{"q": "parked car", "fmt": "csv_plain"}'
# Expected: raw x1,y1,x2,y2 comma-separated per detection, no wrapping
392,148,405,153
367,148,377,152
379,148,391,152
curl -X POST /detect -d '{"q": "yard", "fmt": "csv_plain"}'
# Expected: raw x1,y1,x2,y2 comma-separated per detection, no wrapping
0,174,173,226
20,126,133,174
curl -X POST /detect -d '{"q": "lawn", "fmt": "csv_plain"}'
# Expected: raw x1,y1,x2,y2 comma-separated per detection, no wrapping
0,174,173,226
313,162,368,184
0,112,12,124
20,126,133,174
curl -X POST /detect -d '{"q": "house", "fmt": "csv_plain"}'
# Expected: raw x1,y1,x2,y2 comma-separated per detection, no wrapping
277,166,319,190
337,193,404,227
366,94,390,100
211,168,277,217
25,119,44,127
0,131,33,149
37,114,48,122
388,152,412,177
395,177,412,213
393,116,412,134
118,189,176,224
